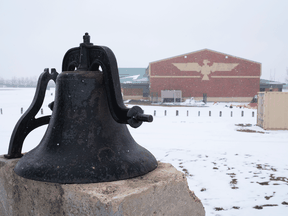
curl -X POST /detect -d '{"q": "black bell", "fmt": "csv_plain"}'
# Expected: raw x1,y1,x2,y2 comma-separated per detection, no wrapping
5,33,157,184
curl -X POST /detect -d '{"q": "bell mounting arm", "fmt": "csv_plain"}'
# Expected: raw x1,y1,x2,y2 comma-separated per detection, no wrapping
5,68,58,159
62,33,153,128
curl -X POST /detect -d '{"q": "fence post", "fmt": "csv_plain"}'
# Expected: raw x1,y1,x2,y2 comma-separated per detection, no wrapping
156,92,158,104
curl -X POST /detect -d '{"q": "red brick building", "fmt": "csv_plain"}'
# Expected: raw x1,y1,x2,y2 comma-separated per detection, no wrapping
148,49,261,102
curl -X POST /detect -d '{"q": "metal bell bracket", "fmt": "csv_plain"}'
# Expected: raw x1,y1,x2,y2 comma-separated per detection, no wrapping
62,33,153,128
4,68,58,159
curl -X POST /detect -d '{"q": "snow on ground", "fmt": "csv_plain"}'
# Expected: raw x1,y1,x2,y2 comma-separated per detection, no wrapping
0,88,288,216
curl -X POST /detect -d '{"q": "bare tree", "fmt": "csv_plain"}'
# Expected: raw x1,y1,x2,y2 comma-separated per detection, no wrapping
285,67,288,84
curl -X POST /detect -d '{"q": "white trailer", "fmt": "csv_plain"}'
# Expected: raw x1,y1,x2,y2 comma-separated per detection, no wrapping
161,90,182,103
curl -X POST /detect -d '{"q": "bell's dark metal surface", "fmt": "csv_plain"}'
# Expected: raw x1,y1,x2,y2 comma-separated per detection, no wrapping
5,33,157,184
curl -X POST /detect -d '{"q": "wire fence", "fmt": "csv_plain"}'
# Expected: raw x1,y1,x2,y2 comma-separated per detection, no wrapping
150,109,256,118
0,107,256,118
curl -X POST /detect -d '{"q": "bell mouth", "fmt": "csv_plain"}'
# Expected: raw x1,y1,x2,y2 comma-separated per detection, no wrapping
14,142,158,184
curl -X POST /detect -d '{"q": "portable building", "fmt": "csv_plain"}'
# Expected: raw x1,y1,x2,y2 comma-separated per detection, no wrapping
257,92,288,130
161,90,182,103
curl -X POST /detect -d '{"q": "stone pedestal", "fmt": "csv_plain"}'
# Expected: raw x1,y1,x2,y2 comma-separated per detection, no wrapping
0,155,205,216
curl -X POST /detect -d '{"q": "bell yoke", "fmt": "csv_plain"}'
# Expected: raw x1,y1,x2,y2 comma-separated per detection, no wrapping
5,33,157,184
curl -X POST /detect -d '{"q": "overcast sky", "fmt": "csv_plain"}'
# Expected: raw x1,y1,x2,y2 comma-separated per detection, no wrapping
0,0,287,82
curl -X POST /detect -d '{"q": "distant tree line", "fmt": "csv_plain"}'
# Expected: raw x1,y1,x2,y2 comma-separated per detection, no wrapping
0,76,55,88
286,68,288,84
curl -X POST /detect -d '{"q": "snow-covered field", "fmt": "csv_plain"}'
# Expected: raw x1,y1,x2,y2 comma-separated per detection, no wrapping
0,88,287,216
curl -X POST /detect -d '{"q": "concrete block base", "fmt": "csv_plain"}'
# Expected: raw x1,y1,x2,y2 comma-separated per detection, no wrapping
0,155,205,216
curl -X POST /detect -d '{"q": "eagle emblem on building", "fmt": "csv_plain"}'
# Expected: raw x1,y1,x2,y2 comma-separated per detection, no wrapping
173,59,239,80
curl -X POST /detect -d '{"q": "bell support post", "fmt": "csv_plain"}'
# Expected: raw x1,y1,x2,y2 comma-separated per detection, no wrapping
4,69,58,159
